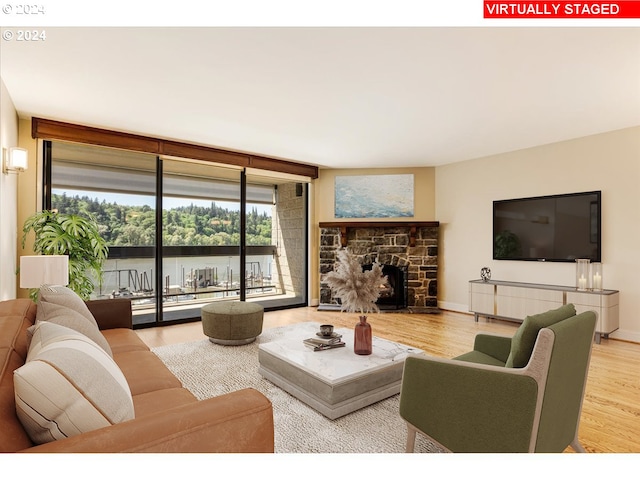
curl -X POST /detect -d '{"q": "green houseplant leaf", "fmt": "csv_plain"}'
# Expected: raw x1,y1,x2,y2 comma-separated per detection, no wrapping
22,210,109,301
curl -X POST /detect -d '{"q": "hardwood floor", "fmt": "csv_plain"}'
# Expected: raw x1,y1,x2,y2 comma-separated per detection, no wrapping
136,307,640,453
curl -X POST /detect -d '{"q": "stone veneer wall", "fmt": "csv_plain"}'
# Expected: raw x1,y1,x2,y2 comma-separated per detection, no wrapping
271,183,306,300
319,225,439,311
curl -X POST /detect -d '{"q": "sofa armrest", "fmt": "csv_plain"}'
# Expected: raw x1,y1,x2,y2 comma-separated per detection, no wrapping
473,333,512,363
399,355,538,452
20,388,274,453
86,298,133,330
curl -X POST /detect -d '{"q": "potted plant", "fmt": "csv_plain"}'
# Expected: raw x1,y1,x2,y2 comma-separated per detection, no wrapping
21,210,109,300
323,248,386,355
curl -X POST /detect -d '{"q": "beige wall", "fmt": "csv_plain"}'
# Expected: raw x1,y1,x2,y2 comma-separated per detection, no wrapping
16,119,39,298
314,167,436,223
0,79,20,300
435,126,640,342
310,167,436,305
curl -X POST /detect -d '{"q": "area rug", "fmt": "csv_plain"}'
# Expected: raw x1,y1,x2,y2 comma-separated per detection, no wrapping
152,325,444,453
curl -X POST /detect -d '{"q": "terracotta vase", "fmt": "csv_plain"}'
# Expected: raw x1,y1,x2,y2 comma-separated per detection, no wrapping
354,315,372,355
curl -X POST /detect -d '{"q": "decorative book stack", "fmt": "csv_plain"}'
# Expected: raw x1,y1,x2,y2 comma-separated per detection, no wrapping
303,332,345,351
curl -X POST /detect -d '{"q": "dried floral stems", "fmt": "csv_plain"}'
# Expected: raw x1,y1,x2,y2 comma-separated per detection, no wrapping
323,249,386,314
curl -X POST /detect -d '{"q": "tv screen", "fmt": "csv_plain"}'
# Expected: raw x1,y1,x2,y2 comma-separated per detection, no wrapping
493,191,601,262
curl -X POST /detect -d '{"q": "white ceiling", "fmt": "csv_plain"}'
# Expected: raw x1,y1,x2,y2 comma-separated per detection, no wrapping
1,27,639,169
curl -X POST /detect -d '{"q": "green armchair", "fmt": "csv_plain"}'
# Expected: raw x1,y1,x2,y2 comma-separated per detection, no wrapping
399,304,597,453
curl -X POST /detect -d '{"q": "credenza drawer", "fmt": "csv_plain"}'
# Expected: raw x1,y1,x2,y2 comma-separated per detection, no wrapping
497,285,563,303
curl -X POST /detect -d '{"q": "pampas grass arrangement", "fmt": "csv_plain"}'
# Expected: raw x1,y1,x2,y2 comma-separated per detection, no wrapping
323,248,386,314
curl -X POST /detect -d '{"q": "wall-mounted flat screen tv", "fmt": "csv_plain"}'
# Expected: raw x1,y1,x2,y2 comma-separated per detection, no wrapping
493,191,601,262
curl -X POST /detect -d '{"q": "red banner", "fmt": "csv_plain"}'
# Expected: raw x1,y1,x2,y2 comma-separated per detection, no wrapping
484,1,640,18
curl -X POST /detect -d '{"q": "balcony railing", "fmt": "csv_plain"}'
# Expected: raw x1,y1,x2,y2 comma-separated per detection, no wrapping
94,245,280,321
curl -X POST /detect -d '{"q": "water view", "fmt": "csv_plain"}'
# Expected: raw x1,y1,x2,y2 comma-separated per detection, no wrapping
99,254,277,308
54,190,280,310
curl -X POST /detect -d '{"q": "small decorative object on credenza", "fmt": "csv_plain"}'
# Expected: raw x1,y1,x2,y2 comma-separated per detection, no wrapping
480,267,491,282
322,248,386,355
575,258,590,291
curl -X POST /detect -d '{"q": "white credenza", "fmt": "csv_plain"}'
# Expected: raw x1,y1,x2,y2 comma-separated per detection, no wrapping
469,279,619,343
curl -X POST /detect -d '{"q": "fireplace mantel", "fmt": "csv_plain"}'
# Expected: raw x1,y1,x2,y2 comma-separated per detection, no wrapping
319,221,439,247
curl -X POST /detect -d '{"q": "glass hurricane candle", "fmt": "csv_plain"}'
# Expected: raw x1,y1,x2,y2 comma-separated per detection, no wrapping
576,259,590,291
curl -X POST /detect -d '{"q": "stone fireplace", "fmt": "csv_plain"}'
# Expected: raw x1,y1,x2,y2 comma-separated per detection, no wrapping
319,221,439,312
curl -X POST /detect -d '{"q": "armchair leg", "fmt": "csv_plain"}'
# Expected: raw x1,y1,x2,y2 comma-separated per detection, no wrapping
406,423,417,453
570,439,586,453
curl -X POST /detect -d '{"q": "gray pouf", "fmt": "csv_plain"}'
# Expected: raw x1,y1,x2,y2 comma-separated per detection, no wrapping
201,301,264,345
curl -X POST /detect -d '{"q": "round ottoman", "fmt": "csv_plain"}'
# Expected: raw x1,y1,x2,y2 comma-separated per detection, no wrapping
201,301,264,345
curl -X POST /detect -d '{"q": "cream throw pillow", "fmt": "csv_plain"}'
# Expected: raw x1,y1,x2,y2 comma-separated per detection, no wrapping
14,322,134,445
36,285,96,325
35,285,113,357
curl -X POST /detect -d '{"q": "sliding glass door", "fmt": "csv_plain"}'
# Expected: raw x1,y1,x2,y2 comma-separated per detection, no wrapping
49,141,159,325
47,141,309,327
246,172,308,308
160,158,243,322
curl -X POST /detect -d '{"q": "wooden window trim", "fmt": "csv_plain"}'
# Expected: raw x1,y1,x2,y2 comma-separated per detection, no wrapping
32,117,319,179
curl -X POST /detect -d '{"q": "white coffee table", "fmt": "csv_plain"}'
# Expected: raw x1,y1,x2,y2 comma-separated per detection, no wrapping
258,322,423,419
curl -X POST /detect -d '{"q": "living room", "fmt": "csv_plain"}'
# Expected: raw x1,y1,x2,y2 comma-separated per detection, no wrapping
1,20,639,462
4,29,638,341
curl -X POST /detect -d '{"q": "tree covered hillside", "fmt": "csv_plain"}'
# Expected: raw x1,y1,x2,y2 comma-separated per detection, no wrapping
53,193,272,247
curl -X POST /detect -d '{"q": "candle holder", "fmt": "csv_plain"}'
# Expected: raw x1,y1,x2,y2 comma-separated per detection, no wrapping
575,259,590,291
591,262,603,291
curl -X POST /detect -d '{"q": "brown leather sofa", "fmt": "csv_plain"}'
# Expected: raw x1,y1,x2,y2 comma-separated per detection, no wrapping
0,298,274,453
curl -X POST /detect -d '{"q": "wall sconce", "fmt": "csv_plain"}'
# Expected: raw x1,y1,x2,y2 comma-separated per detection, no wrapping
3,147,28,174
20,255,69,288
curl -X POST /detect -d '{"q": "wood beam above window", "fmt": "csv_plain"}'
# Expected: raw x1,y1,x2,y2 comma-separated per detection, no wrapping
32,117,319,179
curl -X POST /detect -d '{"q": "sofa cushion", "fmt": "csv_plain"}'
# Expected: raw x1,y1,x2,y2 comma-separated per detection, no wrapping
101,328,150,355
133,388,197,418
14,322,134,445
35,286,112,357
505,303,577,368
113,350,183,396
0,299,38,453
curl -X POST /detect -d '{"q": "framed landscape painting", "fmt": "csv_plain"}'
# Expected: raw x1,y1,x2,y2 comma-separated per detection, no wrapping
334,174,414,218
